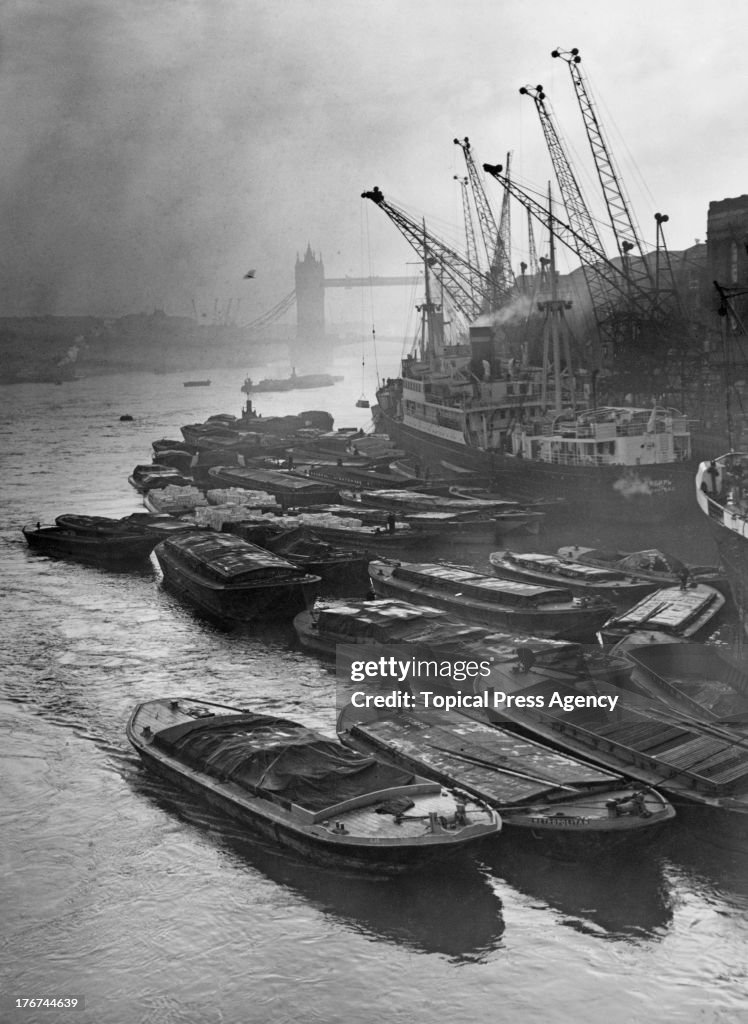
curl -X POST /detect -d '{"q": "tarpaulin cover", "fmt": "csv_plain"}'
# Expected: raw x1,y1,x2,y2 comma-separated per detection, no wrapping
154,712,415,811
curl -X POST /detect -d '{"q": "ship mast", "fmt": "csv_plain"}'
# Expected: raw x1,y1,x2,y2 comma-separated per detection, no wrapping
538,185,574,413
416,223,444,364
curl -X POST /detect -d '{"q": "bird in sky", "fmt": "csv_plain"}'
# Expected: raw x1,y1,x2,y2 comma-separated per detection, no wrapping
243,269,256,279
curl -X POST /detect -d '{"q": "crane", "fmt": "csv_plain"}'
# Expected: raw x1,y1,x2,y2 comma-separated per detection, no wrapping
498,151,513,280
518,84,614,342
454,175,484,308
518,83,660,352
453,137,515,303
361,186,492,321
482,161,657,365
551,47,655,293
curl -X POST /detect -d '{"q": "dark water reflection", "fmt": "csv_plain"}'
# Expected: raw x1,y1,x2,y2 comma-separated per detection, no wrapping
2,365,748,1023
129,768,505,963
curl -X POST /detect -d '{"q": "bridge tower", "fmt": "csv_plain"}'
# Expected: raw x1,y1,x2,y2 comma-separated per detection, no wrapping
293,243,326,367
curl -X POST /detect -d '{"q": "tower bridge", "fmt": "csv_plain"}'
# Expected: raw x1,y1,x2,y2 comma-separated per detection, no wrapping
245,245,419,368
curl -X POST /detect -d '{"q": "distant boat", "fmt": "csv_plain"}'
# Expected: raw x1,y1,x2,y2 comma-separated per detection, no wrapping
241,370,343,394
183,379,212,387
127,697,501,873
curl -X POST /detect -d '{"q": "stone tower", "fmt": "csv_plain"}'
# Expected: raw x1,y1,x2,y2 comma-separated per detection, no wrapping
293,244,327,368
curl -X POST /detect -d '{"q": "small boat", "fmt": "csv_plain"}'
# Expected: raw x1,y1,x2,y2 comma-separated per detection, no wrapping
557,545,727,594
241,371,343,394
183,379,211,387
489,550,658,606
368,559,615,641
152,529,321,623
127,697,501,873
337,703,675,853
598,584,726,645
22,521,158,567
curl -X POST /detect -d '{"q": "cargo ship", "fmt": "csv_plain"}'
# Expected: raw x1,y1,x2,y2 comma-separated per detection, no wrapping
374,278,696,525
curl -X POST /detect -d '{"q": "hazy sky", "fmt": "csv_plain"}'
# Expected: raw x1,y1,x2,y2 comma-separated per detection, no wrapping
2,0,745,331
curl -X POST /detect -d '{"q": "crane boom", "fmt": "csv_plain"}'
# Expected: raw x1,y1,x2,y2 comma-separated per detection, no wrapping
552,47,654,290
454,137,515,302
527,208,540,275
361,186,492,321
498,151,513,279
482,162,659,363
455,175,484,307
519,83,613,341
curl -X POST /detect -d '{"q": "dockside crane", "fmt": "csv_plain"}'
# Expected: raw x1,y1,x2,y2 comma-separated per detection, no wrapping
482,161,655,364
518,83,663,356
454,175,484,308
498,151,514,282
361,186,492,322
551,48,655,294
453,137,515,303
518,84,616,344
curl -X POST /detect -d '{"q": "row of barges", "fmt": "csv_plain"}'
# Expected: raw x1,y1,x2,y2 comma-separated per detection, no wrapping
20,399,748,872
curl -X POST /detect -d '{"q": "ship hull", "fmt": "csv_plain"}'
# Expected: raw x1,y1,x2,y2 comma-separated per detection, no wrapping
376,406,697,527
702,511,748,634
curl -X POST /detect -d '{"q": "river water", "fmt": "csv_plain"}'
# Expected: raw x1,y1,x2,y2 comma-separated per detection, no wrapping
2,350,748,1024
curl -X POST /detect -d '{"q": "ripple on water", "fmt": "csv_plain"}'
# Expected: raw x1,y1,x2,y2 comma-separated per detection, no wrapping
4,371,748,1024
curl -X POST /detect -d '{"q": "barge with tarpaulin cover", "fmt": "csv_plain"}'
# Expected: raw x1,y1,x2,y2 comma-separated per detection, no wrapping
127,697,501,873
22,515,163,568
295,596,588,666
152,529,320,622
368,559,614,640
